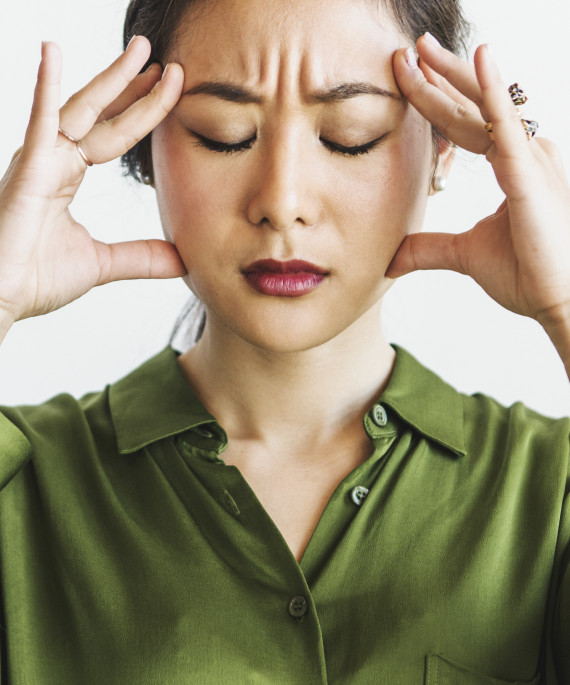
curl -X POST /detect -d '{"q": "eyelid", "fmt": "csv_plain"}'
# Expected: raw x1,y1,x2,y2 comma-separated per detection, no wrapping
320,134,386,156
189,129,387,156
190,130,256,154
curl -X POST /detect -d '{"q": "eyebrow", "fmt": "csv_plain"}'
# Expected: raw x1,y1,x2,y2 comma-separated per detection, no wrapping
182,81,401,103
312,82,401,103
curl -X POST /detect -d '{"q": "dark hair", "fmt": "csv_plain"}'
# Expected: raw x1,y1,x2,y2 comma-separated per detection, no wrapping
121,0,470,184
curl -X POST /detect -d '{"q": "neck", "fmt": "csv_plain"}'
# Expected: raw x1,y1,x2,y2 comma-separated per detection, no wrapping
178,302,395,448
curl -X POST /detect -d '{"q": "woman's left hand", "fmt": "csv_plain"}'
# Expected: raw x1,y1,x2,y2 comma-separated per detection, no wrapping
389,35,570,368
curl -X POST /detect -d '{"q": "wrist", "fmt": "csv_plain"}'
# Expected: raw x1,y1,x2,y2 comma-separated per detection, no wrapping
0,308,16,345
536,302,570,380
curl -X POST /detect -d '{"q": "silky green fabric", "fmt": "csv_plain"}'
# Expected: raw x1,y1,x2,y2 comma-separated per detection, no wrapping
0,346,568,684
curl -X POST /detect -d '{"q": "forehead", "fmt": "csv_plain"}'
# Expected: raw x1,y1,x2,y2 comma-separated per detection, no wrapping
169,0,408,91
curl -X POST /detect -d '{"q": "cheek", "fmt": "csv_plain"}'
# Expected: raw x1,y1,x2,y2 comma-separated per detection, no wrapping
328,115,433,264
152,125,242,254
152,109,433,275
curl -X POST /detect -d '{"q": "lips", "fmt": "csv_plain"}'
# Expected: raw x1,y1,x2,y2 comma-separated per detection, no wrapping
242,259,329,297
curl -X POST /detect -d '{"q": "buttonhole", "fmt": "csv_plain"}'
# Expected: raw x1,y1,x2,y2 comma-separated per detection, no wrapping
223,490,241,517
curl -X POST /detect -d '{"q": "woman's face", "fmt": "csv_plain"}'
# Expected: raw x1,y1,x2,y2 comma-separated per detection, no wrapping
152,0,434,352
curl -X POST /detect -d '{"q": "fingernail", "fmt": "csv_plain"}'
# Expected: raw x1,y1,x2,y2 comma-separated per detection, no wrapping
405,48,418,70
161,63,171,80
127,35,137,49
424,32,441,47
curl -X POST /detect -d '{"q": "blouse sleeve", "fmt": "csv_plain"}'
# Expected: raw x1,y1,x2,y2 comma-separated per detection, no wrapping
551,471,570,682
0,411,32,490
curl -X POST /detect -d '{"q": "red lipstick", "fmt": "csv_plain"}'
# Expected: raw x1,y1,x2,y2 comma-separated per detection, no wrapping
242,259,328,297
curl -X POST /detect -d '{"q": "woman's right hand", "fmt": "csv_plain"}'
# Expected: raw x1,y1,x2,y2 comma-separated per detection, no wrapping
0,37,186,338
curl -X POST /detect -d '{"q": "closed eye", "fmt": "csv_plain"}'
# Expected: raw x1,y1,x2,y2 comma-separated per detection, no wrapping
191,131,256,154
320,135,386,156
190,131,386,156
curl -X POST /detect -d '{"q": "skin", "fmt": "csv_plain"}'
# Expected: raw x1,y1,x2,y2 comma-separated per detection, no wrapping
150,0,438,559
152,0,433,355
0,0,569,557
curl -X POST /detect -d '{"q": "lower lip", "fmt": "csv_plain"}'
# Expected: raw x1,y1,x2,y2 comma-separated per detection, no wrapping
243,271,326,297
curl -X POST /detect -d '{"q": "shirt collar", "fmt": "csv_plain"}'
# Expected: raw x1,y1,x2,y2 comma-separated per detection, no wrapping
109,347,217,454
109,345,466,457
379,345,466,457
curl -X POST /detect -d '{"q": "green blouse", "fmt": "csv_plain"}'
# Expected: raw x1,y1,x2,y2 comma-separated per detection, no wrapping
0,346,568,684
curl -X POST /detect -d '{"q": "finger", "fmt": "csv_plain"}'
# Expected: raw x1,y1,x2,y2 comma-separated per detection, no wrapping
393,48,489,154
95,239,187,285
475,45,530,155
78,62,185,164
22,41,62,157
58,35,152,140
386,232,465,278
419,59,474,117
96,63,162,124
474,45,538,200
416,34,483,108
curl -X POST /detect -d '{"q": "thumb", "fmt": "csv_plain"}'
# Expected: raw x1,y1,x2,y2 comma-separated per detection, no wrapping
95,239,187,285
386,232,466,278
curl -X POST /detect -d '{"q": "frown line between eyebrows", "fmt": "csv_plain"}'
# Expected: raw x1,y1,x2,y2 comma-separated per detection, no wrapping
181,81,402,104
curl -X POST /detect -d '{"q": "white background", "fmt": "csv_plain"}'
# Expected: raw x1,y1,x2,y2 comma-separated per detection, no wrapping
0,0,569,416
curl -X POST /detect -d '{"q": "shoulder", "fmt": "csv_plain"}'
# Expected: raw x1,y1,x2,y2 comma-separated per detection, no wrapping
385,345,570,487
0,388,112,490
457,384,570,438
0,346,201,491
387,345,570,460
461,392,570,460
385,348,570,573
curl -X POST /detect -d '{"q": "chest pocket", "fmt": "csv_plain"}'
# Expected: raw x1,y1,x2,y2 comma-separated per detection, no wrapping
425,654,540,685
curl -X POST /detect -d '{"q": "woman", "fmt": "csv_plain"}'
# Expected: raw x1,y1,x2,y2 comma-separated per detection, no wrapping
0,0,568,682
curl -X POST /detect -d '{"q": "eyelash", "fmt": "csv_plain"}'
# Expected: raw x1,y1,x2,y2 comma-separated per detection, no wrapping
191,132,385,157
192,134,257,155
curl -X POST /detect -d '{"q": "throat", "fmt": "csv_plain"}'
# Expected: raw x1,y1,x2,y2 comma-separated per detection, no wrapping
221,428,373,562
177,328,396,447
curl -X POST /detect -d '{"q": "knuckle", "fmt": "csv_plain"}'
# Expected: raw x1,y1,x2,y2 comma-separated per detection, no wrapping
122,130,142,154
444,101,468,129
114,66,134,94
84,99,104,120
148,83,172,115
411,77,431,99
64,91,104,121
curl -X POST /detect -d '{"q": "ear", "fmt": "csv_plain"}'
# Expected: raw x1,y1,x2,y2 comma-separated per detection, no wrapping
429,138,455,196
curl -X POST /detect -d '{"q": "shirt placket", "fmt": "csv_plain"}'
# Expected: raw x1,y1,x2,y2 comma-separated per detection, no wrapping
150,425,329,683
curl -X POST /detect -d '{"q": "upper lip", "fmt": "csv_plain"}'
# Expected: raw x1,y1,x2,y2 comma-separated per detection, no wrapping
242,259,329,274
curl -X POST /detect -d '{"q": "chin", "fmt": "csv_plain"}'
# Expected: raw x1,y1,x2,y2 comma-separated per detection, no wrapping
202,291,386,355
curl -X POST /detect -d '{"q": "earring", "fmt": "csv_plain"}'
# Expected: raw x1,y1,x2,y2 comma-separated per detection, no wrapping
432,176,447,193
141,174,153,186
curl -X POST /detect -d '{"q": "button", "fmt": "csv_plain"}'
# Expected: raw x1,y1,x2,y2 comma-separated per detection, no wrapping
351,486,369,506
288,595,308,618
372,404,388,427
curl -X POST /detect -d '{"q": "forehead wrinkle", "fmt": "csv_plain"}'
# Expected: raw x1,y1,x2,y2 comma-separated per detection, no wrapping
175,0,405,106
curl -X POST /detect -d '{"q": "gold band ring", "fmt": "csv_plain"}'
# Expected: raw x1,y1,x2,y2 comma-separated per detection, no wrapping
58,127,94,166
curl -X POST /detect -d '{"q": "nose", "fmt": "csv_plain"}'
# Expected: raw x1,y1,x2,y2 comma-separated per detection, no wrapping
246,127,320,230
